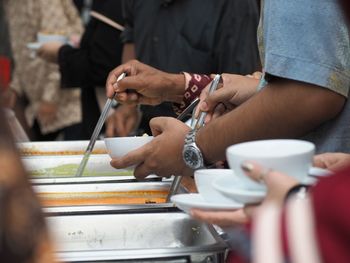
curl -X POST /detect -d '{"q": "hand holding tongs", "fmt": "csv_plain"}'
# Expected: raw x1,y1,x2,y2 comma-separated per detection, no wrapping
166,74,222,202
75,73,126,177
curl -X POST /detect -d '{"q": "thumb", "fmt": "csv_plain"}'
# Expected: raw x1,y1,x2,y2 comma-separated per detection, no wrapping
202,88,231,113
149,117,168,136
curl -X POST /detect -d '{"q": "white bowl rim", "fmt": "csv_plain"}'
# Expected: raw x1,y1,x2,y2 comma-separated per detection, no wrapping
226,139,315,159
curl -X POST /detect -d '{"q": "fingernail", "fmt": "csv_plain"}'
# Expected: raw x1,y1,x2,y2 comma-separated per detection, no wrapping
201,101,208,111
241,162,254,173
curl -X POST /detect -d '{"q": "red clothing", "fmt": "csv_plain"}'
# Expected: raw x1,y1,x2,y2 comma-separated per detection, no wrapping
0,56,11,90
311,167,350,263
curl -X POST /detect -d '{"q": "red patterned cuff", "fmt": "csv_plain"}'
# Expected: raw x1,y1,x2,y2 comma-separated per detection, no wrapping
173,73,212,115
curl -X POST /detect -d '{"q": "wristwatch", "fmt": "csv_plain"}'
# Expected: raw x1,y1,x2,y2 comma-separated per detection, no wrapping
182,129,205,170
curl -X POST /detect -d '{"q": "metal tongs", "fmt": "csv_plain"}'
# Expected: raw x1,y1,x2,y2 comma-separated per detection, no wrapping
75,73,126,177
166,74,222,202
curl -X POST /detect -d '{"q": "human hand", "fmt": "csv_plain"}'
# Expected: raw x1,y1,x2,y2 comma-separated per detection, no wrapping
110,117,192,179
69,34,81,48
313,152,350,172
37,101,57,125
106,60,185,105
105,104,141,137
37,42,63,63
191,162,298,227
196,73,259,124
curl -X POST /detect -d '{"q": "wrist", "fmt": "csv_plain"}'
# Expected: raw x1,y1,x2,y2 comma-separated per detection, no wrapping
164,73,186,103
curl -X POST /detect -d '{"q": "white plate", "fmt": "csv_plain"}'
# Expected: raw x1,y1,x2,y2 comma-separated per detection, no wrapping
214,167,331,204
26,42,43,50
213,178,265,205
171,193,243,214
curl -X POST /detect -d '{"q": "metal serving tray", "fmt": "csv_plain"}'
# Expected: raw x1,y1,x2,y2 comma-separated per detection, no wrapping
17,140,107,155
23,154,159,184
47,212,227,262
34,182,185,214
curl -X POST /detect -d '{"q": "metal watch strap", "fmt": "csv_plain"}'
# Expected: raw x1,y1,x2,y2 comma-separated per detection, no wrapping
184,129,197,145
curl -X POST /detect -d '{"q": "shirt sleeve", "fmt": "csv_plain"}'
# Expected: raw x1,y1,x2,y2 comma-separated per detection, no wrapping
262,0,350,97
120,0,134,43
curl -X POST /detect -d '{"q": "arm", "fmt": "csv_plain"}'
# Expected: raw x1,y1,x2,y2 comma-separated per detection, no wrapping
197,79,346,163
122,43,136,63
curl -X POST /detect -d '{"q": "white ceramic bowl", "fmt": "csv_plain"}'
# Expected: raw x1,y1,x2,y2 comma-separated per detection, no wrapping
104,136,154,159
194,169,238,205
37,32,68,44
226,139,315,191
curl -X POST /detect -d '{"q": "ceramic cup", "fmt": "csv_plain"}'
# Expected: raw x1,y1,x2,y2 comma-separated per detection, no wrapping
194,169,238,204
226,139,315,191
104,136,154,159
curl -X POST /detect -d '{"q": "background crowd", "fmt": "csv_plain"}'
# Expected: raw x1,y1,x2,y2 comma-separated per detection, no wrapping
1,0,350,262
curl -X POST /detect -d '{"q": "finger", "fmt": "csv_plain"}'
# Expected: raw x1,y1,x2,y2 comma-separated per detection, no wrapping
312,155,328,169
241,161,299,203
106,65,132,98
190,209,249,226
133,162,153,179
114,75,145,93
149,117,168,136
211,103,226,120
204,88,236,112
110,145,147,169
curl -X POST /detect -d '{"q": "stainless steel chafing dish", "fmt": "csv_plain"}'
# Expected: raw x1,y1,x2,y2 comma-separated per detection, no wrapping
34,182,185,214
17,140,107,155
47,212,227,262
23,154,160,184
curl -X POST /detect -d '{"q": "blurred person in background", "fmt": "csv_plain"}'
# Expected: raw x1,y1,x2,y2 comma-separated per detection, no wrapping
107,0,260,137
0,88,55,262
4,0,83,141
38,0,124,139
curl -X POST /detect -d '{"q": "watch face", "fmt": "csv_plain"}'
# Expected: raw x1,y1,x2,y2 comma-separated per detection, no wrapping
183,146,202,170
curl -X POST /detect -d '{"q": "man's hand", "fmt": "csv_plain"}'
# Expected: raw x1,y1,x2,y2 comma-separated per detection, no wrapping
110,117,192,178
37,101,57,125
106,104,141,137
196,73,260,124
106,60,185,104
37,42,63,63
313,152,350,172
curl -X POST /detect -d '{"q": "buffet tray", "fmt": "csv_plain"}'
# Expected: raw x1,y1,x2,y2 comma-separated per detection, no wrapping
34,182,186,215
47,212,226,262
23,154,160,183
18,140,107,155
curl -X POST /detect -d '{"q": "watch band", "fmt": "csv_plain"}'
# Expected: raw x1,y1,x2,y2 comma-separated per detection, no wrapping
184,129,197,144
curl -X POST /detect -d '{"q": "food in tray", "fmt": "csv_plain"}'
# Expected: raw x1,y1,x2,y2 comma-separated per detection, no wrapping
29,164,133,177
20,148,107,156
38,190,168,206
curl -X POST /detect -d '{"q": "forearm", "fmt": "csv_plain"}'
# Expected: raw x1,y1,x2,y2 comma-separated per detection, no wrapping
122,43,136,63
197,79,346,162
